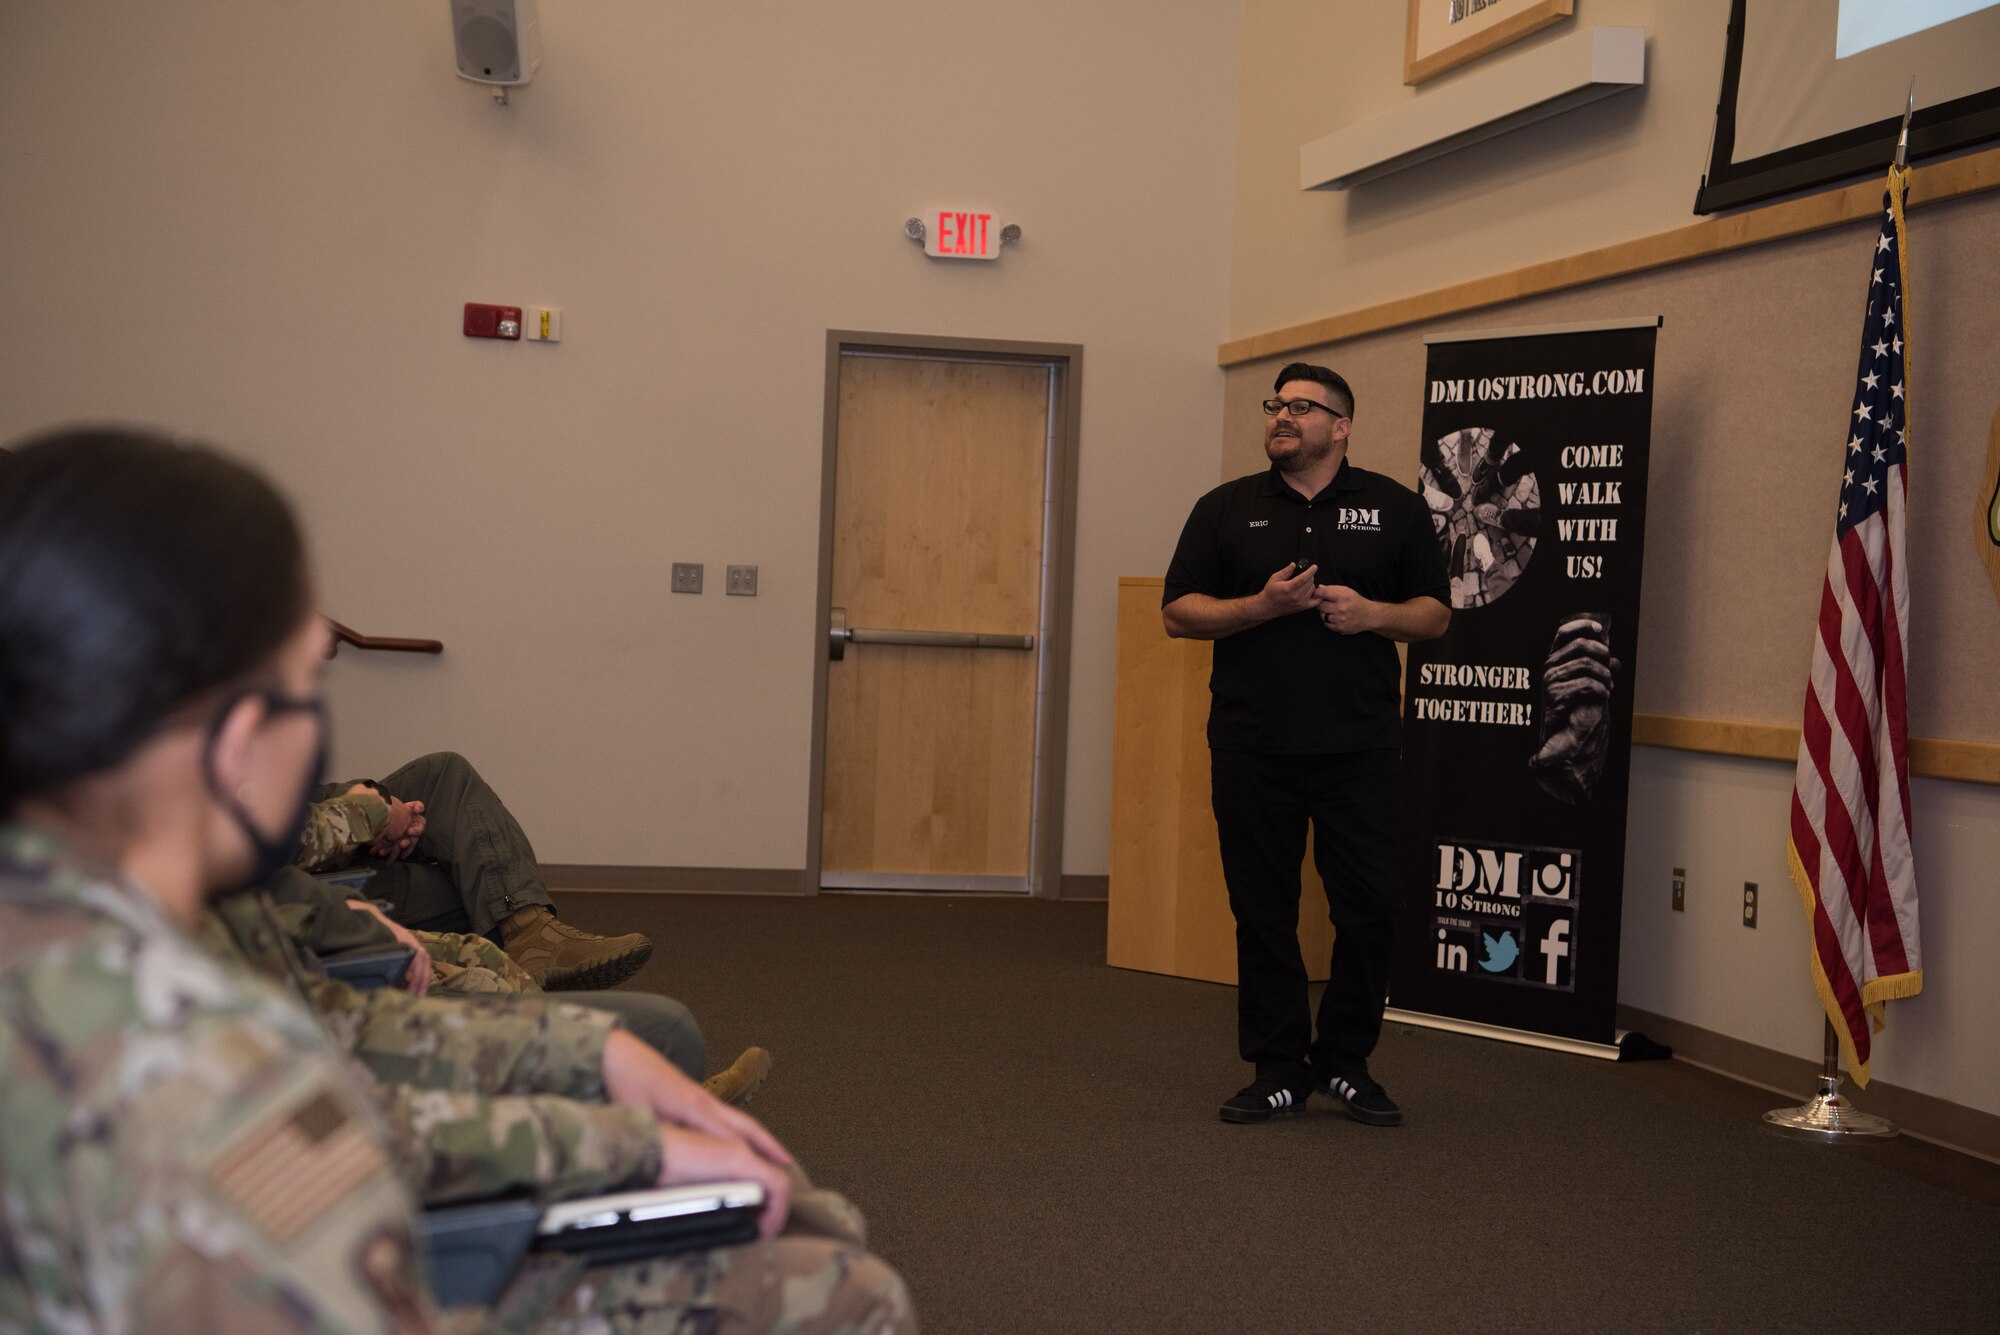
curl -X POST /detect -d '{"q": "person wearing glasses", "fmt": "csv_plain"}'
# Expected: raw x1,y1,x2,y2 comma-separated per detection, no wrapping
0,427,914,1333
1163,362,1449,1128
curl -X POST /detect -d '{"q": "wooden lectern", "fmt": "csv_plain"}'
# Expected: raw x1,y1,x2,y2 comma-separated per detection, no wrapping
1106,578,1335,985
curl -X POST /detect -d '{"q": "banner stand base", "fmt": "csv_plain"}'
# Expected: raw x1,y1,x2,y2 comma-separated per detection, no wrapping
1385,1007,1623,1061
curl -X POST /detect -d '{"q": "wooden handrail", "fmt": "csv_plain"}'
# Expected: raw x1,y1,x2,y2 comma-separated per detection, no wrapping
324,618,443,659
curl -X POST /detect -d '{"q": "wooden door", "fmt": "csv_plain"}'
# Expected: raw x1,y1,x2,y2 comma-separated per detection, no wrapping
820,353,1051,890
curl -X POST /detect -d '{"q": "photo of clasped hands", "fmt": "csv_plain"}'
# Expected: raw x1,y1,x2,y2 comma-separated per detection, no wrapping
1258,562,1380,634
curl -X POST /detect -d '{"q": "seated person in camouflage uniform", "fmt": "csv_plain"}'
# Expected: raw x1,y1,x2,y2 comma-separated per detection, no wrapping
0,427,914,1333
303,750,655,990
269,863,774,1103
207,888,842,1229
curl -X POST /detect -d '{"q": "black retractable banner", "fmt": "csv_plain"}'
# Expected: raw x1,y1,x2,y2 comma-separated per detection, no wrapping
1390,319,1660,1049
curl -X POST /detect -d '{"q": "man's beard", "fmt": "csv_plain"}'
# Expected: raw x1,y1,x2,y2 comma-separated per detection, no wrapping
1266,430,1329,473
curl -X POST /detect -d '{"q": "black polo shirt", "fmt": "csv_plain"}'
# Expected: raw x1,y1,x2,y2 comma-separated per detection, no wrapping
1164,460,1448,754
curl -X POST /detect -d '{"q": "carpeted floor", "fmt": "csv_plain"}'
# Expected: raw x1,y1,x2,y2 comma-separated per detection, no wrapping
559,891,2000,1335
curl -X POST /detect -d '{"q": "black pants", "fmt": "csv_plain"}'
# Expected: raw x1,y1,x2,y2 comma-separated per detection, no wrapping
352,752,557,937
1210,748,1403,1085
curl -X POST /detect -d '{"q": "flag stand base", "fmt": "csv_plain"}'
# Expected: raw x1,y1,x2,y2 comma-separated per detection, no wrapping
1762,1021,1897,1139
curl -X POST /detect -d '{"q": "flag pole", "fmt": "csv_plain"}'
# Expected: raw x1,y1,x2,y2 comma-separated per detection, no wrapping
1765,82,1916,1142
1763,1018,1896,1138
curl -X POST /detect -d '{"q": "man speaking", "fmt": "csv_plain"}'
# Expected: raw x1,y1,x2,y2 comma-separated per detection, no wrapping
1163,363,1449,1127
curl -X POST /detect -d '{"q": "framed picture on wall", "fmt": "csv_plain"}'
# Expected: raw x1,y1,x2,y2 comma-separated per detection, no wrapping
1405,0,1575,85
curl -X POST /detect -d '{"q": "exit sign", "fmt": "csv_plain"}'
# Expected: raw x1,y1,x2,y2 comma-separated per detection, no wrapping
924,209,1000,260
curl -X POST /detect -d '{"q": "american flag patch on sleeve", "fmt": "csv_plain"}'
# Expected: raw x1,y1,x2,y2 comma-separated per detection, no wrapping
212,1089,387,1244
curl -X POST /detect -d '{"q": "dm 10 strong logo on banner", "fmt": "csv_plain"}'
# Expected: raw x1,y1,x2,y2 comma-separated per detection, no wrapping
1431,840,1580,993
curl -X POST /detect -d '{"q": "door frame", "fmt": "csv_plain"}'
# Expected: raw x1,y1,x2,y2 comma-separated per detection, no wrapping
805,330,1085,899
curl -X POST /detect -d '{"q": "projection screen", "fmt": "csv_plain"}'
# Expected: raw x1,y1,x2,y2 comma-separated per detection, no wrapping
1695,0,2000,214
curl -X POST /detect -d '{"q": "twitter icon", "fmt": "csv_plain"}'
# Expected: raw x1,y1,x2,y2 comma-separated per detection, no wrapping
1479,930,1519,973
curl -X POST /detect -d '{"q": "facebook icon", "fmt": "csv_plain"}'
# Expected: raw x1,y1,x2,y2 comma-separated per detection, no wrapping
1539,917,1571,988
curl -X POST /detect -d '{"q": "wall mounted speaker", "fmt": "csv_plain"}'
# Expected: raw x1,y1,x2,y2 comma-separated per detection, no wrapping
450,0,541,87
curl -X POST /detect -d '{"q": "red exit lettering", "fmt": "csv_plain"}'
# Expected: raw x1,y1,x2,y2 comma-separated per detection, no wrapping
927,210,997,258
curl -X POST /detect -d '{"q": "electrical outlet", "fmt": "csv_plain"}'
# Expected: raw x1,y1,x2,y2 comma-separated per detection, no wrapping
1672,867,1685,913
671,563,703,594
1742,882,1758,928
726,564,758,596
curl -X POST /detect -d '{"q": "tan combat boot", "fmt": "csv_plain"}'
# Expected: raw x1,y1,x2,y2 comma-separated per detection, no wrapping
702,1046,773,1106
499,906,653,991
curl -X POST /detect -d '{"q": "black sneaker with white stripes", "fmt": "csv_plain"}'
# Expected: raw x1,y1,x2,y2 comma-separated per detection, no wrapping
1320,1069,1403,1126
1219,1078,1310,1124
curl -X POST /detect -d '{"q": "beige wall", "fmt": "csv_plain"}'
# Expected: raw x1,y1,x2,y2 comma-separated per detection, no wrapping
1220,193,2000,743
0,0,1243,874
1230,0,1733,340
1620,755,2000,1121
1226,1,2000,1118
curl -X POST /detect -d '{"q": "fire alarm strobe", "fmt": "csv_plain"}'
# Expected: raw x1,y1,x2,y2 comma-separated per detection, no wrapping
464,303,523,340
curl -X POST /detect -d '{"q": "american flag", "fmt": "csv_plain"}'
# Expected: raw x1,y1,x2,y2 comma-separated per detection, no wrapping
1786,167,1922,1088
213,1089,386,1243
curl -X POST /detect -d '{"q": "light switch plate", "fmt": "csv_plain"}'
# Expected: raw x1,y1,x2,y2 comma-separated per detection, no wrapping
726,565,758,596
671,563,703,594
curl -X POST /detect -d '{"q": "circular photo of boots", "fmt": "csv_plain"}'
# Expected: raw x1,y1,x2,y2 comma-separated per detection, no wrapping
1419,427,1540,609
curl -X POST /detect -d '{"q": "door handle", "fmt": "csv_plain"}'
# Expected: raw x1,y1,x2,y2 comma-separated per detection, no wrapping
828,606,1033,661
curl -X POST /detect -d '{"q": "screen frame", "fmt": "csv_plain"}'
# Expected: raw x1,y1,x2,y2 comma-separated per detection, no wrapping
1694,0,2000,215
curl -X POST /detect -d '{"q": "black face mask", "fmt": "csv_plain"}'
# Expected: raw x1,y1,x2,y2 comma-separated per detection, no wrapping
201,689,327,895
